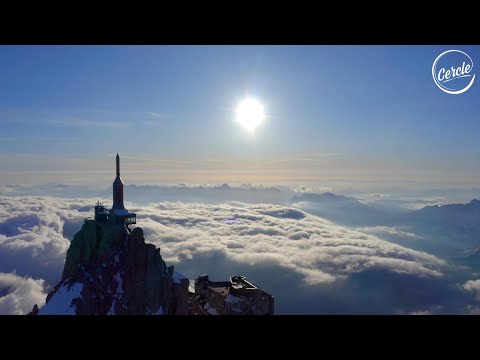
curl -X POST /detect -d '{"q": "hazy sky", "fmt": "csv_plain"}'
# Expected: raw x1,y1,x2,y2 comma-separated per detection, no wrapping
0,45,479,187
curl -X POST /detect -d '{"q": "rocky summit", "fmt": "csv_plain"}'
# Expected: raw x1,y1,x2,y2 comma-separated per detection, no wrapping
35,223,188,315
29,154,273,315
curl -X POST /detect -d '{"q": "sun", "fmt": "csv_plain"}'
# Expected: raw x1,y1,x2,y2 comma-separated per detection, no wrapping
235,98,265,133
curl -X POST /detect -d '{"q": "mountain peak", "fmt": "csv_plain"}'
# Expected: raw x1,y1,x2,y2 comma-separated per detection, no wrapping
30,155,274,315
37,221,189,315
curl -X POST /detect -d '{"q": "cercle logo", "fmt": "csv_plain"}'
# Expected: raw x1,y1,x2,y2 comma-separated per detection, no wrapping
432,50,475,94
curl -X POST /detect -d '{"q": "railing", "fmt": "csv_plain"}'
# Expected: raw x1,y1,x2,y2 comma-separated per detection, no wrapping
124,215,136,225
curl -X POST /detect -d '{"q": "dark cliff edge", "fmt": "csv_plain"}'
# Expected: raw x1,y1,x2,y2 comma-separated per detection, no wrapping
31,221,188,315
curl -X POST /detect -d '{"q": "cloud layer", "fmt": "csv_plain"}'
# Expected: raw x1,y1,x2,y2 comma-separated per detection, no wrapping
0,272,47,315
0,195,477,314
135,202,446,285
463,279,480,301
0,196,88,287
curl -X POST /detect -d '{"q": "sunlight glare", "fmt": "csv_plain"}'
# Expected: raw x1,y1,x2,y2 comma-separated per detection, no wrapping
235,98,265,133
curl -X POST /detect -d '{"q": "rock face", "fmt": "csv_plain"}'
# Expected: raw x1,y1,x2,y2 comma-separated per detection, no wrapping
35,220,189,315
31,153,273,315
190,275,274,315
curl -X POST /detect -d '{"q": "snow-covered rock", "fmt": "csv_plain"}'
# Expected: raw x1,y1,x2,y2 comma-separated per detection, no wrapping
32,224,189,315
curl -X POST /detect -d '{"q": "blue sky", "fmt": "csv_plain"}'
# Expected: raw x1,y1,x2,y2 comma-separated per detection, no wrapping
0,45,479,188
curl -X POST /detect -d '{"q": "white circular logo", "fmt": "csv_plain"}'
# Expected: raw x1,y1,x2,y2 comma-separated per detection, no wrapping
432,50,475,94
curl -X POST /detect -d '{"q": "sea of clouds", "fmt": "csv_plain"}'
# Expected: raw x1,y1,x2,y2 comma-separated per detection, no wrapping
127,200,479,314
1,192,480,315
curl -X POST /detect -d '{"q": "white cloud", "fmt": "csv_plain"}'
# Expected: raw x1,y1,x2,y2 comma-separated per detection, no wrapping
408,310,433,315
294,185,333,193
357,226,420,239
0,196,91,284
0,272,47,315
0,195,466,314
466,305,480,314
146,112,164,119
463,279,480,301
407,305,444,315
135,202,446,285
48,119,130,129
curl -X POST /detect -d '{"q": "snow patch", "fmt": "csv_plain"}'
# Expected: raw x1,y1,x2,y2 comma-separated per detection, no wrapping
173,271,186,284
188,279,195,293
153,305,164,315
225,294,241,303
207,307,218,315
38,282,83,315
114,272,123,295
107,271,123,315
107,300,116,315
146,304,163,315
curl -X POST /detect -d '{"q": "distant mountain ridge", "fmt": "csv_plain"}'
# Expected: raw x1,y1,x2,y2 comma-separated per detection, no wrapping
290,192,391,226
397,199,480,255
408,199,480,225
115,183,293,204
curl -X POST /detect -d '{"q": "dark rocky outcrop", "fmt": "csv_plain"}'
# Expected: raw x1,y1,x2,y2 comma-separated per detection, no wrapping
34,220,189,315
27,304,39,316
